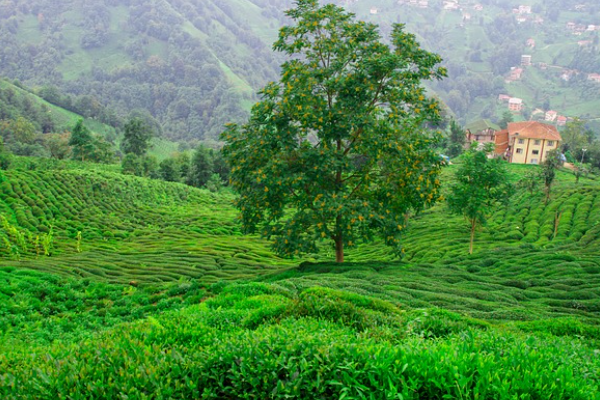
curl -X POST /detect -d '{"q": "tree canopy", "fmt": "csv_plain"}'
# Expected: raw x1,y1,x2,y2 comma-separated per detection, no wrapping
448,146,512,254
121,118,153,156
223,0,447,262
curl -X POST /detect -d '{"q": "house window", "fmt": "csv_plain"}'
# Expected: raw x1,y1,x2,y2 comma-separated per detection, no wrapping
534,140,541,145
516,148,523,154
532,150,539,155
548,141,554,146
531,158,539,164
518,139,525,144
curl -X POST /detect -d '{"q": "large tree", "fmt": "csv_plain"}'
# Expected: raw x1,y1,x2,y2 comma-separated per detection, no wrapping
223,0,446,262
448,146,512,254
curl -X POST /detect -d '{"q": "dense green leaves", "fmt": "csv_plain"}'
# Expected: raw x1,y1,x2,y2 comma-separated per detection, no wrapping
121,118,153,156
224,0,447,262
448,148,513,253
1,282,599,399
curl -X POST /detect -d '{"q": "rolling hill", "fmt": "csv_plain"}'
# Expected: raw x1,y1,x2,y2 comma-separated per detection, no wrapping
2,0,600,143
0,159,599,398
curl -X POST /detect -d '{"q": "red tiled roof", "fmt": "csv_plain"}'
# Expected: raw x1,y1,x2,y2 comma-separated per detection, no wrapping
507,121,562,141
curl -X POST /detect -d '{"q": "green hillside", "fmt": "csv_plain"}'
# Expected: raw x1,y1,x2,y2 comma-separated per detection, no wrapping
0,78,116,136
342,0,600,127
1,161,599,397
0,0,291,142
3,0,600,142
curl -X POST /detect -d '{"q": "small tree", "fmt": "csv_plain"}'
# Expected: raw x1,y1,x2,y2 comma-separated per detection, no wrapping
446,119,466,158
188,145,214,187
573,162,588,184
517,169,540,194
121,153,143,176
69,119,94,161
448,147,512,254
499,111,513,129
541,149,561,204
223,0,446,262
122,118,153,156
159,158,180,182
0,137,11,170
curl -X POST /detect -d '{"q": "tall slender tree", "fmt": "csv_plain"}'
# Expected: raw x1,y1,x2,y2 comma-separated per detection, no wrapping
448,146,512,254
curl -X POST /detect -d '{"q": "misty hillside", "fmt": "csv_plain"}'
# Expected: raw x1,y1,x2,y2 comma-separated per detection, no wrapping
0,0,292,142
1,0,600,142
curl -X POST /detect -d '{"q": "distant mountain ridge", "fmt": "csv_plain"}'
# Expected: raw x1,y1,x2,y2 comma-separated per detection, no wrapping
1,0,600,141
0,0,292,142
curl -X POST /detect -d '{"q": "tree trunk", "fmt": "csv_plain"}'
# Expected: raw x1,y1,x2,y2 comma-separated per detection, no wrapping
335,235,344,263
469,218,476,255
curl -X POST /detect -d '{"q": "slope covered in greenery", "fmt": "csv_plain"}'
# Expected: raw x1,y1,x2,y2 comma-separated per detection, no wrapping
3,0,600,142
0,0,291,142
1,162,599,398
0,78,117,136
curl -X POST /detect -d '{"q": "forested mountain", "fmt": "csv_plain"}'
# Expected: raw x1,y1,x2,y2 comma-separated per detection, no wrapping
1,0,600,141
339,0,600,129
0,0,291,142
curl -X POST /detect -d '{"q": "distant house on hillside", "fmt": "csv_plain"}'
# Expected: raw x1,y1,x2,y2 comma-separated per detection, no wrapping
370,7,378,14
557,116,568,126
518,5,532,14
443,1,459,10
507,67,524,81
465,119,500,148
473,4,483,11
526,38,536,48
521,55,532,66
545,110,558,122
418,0,429,8
588,73,600,83
508,97,523,112
496,121,562,164
498,94,511,102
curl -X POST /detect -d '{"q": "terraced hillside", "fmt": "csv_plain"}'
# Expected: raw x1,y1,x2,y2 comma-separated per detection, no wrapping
0,162,598,321
1,162,600,398
0,166,294,284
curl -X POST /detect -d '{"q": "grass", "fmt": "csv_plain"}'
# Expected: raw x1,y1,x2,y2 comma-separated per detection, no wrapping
0,160,599,397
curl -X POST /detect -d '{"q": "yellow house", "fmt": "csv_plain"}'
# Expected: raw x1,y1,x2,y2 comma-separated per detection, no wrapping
496,121,562,164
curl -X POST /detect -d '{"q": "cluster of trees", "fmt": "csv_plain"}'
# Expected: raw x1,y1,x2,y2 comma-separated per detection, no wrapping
118,117,228,190
37,86,122,128
0,0,288,143
121,145,229,191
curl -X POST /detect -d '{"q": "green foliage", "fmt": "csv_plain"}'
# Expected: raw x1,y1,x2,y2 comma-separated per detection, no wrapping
541,149,562,204
1,283,599,399
68,119,94,162
446,118,465,158
0,215,53,259
224,0,447,262
448,149,513,253
121,152,143,176
0,268,206,345
188,145,214,187
159,157,180,182
121,118,153,156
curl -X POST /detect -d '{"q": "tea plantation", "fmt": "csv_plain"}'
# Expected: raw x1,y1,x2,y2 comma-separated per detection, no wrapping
1,162,599,399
